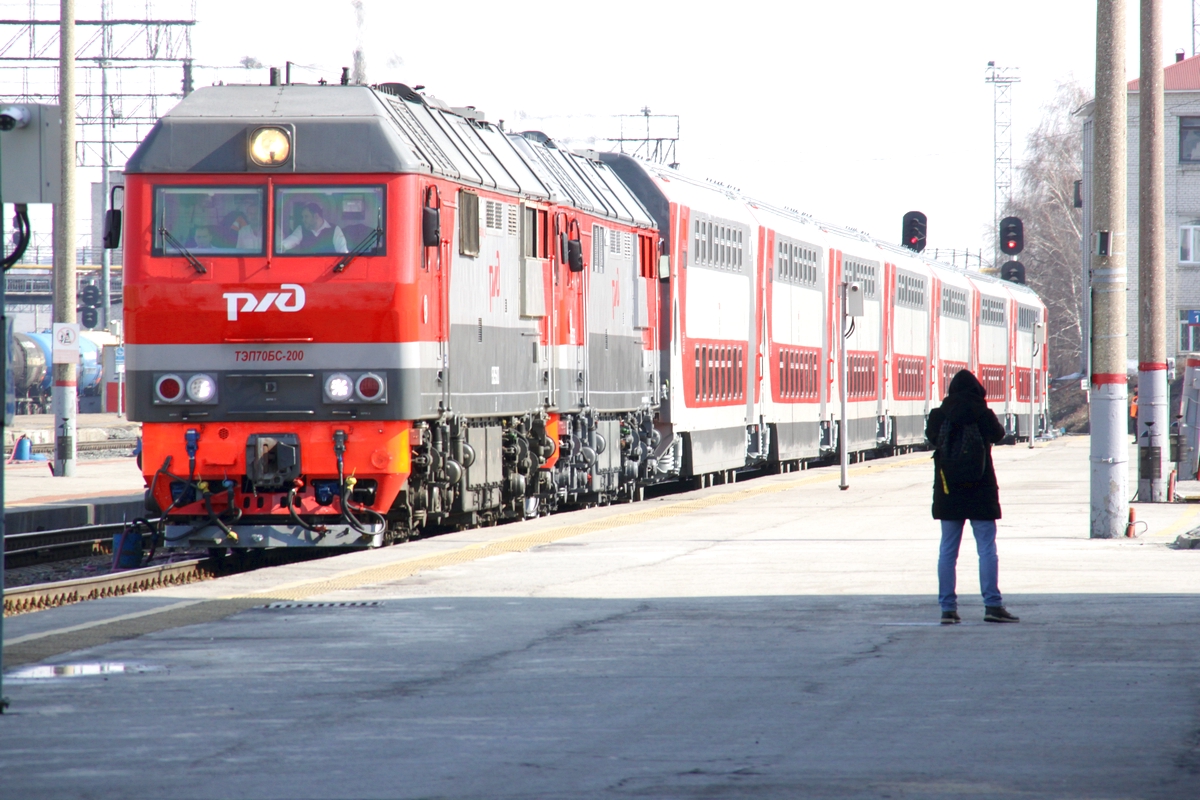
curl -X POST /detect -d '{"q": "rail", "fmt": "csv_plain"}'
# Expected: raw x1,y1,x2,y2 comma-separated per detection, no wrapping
3,559,211,616
4,521,126,560
4,439,138,457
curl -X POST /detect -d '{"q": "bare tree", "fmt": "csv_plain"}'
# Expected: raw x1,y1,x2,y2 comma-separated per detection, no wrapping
1004,81,1090,379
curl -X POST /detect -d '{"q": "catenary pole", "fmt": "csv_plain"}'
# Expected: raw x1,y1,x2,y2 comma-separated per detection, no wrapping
1091,0,1130,537
1138,0,1170,502
54,0,77,478
99,0,110,329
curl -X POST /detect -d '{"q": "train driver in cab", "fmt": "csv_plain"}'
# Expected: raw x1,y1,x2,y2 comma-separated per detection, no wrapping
280,201,348,254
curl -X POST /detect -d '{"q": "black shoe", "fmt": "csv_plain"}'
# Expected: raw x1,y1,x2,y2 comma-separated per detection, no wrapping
984,606,1019,623
940,610,961,625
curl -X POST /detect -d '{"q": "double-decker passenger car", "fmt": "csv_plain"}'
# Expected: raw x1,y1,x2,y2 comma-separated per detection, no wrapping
117,81,1047,549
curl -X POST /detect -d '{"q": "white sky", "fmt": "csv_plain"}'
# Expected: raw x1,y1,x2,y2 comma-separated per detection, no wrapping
13,0,1200,260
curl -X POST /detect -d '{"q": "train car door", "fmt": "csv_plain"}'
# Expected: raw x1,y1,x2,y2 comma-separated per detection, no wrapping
520,202,551,406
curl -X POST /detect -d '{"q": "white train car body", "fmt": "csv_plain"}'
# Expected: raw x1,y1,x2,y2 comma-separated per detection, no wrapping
602,154,1049,480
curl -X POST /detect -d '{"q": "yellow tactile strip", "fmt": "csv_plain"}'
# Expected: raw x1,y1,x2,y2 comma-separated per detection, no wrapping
241,454,930,601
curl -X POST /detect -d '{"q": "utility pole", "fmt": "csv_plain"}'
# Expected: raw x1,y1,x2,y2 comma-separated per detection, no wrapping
1,128,8,717
1139,0,1170,502
99,0,111,328
1091,0,1129,537
839,280,863,490
54,0,77,477
839,281,850,490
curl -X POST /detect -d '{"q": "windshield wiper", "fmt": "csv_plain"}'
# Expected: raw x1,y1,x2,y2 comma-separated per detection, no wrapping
158,228,207,274
333,228,382,273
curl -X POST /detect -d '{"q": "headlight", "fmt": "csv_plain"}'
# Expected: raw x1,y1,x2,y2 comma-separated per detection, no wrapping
186,373,217,403
155,374,183,403
356,373,385,402
324,373,354,402
249,126,291,167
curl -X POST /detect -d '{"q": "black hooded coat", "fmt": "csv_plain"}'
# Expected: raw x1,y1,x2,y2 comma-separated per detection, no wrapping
925,369,1007,520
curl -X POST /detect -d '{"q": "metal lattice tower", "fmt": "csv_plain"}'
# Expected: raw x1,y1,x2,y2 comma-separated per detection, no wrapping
985,62,1020,267
1194,0,1200,55
611,108,680,168
0,0,196,167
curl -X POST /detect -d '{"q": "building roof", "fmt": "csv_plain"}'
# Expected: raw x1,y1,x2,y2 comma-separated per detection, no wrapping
1129,53,1200,91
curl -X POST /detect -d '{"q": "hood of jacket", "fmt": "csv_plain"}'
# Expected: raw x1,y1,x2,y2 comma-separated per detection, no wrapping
941,369,989,423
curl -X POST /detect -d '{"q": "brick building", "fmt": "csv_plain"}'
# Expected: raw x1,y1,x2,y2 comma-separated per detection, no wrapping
1081,53,1200,365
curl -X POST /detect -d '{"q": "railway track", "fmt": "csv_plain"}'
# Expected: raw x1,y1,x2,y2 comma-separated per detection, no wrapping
3,558,214,616
4,438,138,457
3,521,340,616
4,521,132,569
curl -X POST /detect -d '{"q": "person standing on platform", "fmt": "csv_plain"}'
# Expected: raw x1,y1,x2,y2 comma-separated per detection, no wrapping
926,369,1020,625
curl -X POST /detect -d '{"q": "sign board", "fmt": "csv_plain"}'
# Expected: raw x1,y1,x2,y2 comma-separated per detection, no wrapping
115,345,125,375
51,322,80,364
1188,310,1200,326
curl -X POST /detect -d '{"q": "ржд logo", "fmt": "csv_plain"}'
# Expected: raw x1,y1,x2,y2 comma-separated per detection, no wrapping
222,284,306,321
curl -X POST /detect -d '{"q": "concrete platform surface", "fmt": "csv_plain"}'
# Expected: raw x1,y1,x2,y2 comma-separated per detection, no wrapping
3,436,1200,799
3,457,143,507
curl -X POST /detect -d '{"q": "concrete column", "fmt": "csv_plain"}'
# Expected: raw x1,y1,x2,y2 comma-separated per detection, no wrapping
54,0,77,477
1138,0,1170,501
1091,0,1129,537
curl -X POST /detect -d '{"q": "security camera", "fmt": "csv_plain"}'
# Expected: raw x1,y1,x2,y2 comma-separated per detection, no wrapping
0,105,31,132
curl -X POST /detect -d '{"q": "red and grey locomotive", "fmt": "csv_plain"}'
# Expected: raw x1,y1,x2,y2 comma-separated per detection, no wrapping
117,81,1047,549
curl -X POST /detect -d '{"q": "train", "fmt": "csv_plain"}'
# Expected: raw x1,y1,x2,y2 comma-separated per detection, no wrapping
114,81,1048,550
10,331,104,414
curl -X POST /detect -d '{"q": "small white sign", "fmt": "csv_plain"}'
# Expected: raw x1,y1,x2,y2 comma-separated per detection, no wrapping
491,366,500,385
52,322,81,364
115,345,125,374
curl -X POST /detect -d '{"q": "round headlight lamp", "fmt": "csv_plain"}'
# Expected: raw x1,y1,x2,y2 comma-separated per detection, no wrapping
186,373,217,403
249,126,291,167
325,373,354,402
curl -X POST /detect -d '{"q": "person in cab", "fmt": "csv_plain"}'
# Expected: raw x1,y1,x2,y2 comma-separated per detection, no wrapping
280,202,348,254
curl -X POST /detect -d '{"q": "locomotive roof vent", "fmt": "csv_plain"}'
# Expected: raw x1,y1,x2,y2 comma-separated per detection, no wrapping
451,106,486,122
519,130,556,148
571,148,600,162
376,83,426,105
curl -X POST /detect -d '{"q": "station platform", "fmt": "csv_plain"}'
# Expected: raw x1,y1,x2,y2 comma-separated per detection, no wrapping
3,456,143,510
3,437,1200,798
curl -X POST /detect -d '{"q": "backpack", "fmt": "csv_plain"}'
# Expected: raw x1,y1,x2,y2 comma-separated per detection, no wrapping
936,417,987,488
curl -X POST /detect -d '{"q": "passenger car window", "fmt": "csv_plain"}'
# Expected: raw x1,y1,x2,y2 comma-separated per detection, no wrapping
153,186,265,256
275,186,385,256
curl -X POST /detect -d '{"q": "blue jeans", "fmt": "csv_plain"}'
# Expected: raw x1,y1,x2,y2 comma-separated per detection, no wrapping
938,519,1003,611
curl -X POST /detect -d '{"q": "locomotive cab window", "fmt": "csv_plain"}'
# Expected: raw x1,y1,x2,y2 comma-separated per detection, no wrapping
274,186,385,256
152,186,265,256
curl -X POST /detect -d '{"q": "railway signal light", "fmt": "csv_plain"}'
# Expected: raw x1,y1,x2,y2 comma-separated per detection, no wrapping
1000,216,1024,255
80,282,101,329
1001,260,1026,285
901,211,927,253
